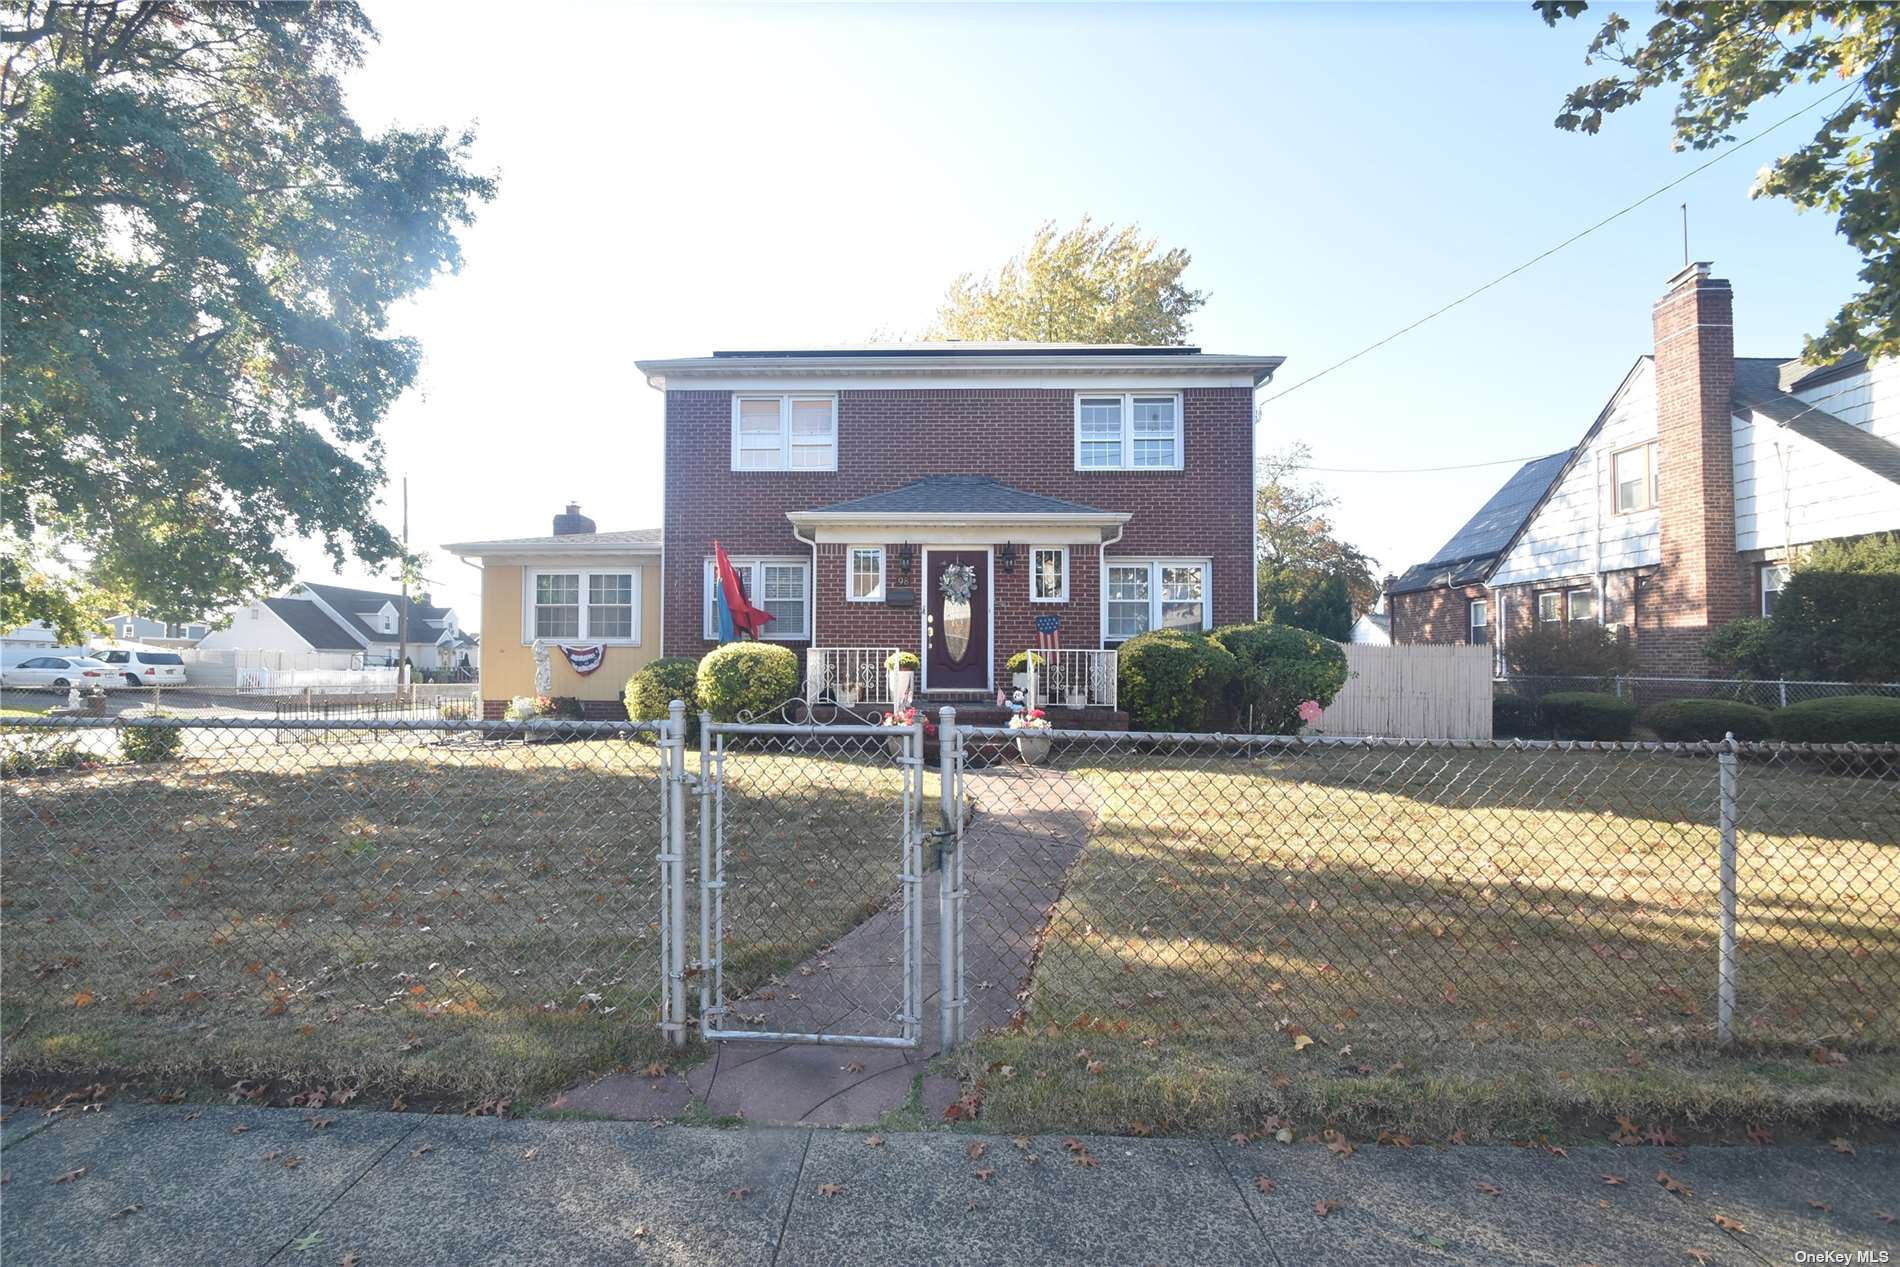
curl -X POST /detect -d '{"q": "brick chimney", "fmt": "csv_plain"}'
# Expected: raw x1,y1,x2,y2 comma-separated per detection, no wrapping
1648,262,1742,670
552,502,596,536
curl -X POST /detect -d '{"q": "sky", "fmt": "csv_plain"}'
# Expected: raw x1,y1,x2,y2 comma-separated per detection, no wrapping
314,0,1866,633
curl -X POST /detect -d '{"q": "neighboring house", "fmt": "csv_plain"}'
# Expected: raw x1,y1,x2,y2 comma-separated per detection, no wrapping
1389,263,1900,677
198,585,469,670
1348,611,1391,646
633,342,1282,708
445,506,662,717
98,614,211,647
0,621,60,652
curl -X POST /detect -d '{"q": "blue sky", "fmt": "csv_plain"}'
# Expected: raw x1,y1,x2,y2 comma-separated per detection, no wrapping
325,1,1864,630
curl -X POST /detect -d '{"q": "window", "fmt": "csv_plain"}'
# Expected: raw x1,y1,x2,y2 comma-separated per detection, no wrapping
1613,441,1660,513
849,547,885,602
1469,599,1489,645
1761,563,1791,617
1031,548,1067,602
1567,586,1597,623
1103,560,1210,641
1537,591,1562,622
731,395,838,471
528,569,640,642
120,622,136,638
703,558,810,640
1074,393,1183,471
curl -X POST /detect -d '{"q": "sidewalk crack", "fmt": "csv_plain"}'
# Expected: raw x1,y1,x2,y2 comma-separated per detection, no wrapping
767,1128,814,1267
260,1116,422,1264
1211,1141,1284,1267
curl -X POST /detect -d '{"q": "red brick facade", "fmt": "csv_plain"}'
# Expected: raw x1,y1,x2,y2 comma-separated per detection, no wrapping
661,387,1256,687
1387,583,1487,645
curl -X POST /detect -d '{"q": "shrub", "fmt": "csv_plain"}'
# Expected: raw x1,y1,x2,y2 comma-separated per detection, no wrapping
1116,629,1239,732
1492,693,1540,739
1802,531,1900,574
0,739,90,777
1769,695,1900,744
883,650,919,671
1537,691,1635,741
1642,698,1774,743
1503,621,1636,681
1766,571,1900,683
1702,617,1780,679
626,657,701,735
120,723,182,763
1210,621,1350,734
1005,650,1047,673
696,642,800,723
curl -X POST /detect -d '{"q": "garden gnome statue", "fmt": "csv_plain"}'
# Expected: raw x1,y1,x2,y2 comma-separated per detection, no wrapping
531,638,552,696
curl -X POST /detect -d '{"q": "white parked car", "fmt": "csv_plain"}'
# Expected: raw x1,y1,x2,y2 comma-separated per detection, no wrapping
94,648,189,689
0,655,120,692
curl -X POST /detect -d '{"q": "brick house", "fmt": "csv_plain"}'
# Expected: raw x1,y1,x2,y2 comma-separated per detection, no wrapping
632,344,1283,717
1389,263,1900,677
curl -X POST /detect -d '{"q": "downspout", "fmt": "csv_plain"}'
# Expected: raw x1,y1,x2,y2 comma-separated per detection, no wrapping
1099,522,1126,649
791,522,820,658
1593,447,1606,627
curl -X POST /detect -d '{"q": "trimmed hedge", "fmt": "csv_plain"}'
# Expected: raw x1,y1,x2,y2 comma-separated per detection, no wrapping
120,724,182,763
1538,691,1635,741
1493,693,1540,739
696,642,800,723
1767,571,1900,683
1210,621,1350,735
1116,629,1239,732
1769,695,1900,744
625,657,701,736
1642,698,1774,743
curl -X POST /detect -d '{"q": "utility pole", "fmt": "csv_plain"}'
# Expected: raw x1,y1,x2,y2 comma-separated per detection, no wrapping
396,475,409,701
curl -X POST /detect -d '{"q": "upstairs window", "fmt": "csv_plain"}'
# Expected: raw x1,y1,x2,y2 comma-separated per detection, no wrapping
1613,441,1660,513
733,395,837,471
1074,393,1183,471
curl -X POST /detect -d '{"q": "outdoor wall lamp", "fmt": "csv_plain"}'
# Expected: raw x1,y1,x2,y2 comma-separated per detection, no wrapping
998,542,1018,573
895,543,915,582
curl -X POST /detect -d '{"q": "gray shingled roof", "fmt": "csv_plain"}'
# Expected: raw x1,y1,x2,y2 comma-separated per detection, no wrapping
803,477,1115,517
1733,358,1900,486
263,598,364,651
1388,450,1573,595
445,527,662,553
297,583,453,645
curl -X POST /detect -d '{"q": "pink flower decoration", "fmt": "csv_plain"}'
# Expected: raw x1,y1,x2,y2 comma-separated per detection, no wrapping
1297,699,1324,724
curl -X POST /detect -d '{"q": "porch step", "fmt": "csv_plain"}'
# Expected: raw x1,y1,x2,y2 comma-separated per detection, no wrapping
911,701,1127,731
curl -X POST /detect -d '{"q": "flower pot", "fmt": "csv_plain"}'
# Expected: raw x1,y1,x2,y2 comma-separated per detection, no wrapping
887,669,914,707
1014,732,1052,764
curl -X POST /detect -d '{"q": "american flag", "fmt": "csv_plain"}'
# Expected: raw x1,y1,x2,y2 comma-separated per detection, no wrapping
1035,614,1061,652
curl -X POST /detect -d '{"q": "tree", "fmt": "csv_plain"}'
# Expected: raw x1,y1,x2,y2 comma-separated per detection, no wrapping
1536,2,1900,362
1,2,495,639
924,218,1205,345
1254,444,1378,641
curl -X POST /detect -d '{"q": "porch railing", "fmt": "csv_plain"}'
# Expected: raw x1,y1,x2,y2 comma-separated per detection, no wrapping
1034,647,1118,711
805,647,898,706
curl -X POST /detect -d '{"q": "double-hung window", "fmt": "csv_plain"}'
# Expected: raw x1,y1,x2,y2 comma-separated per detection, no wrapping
1537,591,1563,623
1761,563,1791,616
1612,441,1660,513
1566,586,1597,623
703,557,810,640
849,547,885,602
1031,548,1067,602
528,569,639,642
732,395,838,471
1103,560,1210,642
1469,599,1489,645
1074,393,1183,470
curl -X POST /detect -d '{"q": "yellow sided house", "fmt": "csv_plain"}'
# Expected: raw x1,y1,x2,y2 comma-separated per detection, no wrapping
445,505,662,718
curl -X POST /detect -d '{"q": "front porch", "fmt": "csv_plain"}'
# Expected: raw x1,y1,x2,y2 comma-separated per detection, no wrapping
804,645,1124,729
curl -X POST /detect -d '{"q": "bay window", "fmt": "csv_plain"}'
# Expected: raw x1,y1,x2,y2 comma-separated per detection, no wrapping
1104,559,1210,642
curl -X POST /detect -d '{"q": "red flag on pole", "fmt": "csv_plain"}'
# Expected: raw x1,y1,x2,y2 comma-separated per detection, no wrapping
714,540,774,641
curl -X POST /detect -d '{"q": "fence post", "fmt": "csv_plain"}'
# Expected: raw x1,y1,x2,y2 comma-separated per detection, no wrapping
1778,680,1788,709
697,710,715,1039
938,707,960,1051
1717,730,1739,1046
663,698,690,1048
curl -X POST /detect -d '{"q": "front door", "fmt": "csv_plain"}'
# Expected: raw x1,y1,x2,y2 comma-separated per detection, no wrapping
925,550,988,690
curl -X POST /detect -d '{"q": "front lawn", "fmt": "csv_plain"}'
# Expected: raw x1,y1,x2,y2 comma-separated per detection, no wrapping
948,745,1900,1140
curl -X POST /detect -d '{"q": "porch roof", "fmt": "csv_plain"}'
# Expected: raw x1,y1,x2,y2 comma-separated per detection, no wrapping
801,476,1114,518
788,477,1129,544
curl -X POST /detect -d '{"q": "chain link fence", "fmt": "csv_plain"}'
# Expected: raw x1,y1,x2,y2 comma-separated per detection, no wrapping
1499,674,1900,713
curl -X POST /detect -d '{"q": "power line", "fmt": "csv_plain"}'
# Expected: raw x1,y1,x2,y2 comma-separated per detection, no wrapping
1259,78,1859,408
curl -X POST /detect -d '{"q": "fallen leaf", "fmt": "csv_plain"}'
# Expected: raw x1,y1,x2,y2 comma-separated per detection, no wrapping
1806,1199,1831,1212
816,1183,845,1197
389,1095,407,1113
1230,1132,1251,1147
1876,1212,1895,1225
966,1142,987,1160
1322,1130,1355,1160
52,1168,87,1184
864,1134,885,1148
1062,1137,1086,1153
1086,1060,1106,1076
1475,1182,1502,1198
1072,1150,1100,1168
1744,1122,1772,1146
1657,1171,1692,1197
107,1204,141,1219
631,1224,651,1239
522,1149,538,1161
843,1060,866,1074
1292,1034,1315,1051
1314,1199,1341,1217
340,1255,361,1267
228,1125,252,1136
974,1167,994,1182
282,1155,302,1170
412,1144,434,1157
1601,1174,1627,1186
1254,1176,1276,1194
1829,1137,1856,1156
1449,1129,1468,1146
1810,1046,1849,1067
1130,1121,1152,1137
727,1187,752,1200
1711,1214,1746,1234
638,1061,666,1078
1685,1250,1712,1265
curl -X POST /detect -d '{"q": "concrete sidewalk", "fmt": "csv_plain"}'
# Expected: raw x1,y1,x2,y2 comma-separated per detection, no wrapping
3,1104,1895,1266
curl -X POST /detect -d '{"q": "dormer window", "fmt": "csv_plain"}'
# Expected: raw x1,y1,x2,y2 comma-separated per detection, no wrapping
733,395,837,471
1075,393,1182,471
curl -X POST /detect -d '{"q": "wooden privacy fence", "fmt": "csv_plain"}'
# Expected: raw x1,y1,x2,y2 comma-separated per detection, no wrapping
1314,643,1494,740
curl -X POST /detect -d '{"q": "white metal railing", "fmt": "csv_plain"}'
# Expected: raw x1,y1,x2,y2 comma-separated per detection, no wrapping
1033,647,1118,710
806,647,898,706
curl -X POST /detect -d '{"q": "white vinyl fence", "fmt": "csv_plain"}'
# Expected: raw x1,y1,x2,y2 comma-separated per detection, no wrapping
1315,643,1494,740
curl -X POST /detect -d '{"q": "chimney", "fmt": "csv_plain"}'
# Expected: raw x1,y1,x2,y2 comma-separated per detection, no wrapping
552,502,596,536
1649,262,1742,667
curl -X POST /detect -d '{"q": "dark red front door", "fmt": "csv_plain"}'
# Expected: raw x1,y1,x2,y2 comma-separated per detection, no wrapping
926,551,988,690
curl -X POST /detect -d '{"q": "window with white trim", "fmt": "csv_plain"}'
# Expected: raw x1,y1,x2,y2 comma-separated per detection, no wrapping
1074,393,1183,470
1031,548,1067,602
849,547,884,602
1469,598,1489,645
1612,441,1660,513
732,395,838,471
1103,560,1210,642
1537,591,1562,622
528,569,640,642
703,558,810,640
1761,563,1791,616
1567,586,1597,623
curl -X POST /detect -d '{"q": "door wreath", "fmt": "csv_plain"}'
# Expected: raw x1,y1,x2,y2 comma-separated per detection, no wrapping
938,562,978,603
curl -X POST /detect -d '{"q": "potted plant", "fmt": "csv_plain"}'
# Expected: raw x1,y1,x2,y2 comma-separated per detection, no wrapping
1007,651,1048,702
884,650,919,707
879,705,935,756
1008,707,1053,764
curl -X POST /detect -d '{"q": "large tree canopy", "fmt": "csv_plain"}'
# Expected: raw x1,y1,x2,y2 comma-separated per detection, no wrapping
1255,445,1378,642
924,217,1205,345
1537,2,1899,363
1,1,494,638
